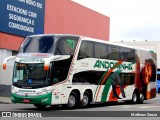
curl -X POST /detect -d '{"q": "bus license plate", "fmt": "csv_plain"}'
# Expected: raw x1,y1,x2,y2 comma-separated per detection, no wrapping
23,99,30,103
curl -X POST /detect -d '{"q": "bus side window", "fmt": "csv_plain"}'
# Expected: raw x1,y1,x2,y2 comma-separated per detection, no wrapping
78,41,95,60
95,42,108,59
120,73,135,85
129,49,135,62
108,45,120,60
55,37,78,55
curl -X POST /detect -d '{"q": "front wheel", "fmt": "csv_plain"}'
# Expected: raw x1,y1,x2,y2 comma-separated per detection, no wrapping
66,92,78,109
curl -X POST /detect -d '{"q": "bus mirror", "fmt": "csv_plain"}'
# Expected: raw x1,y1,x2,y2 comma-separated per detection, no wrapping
2,56,16,70
43,55,71,71
44,65,49,71
3,64,6,70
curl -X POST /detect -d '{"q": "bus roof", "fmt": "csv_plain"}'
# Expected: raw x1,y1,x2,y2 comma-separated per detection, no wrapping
27,34,156,53
28,34,80,38
81,36,156,53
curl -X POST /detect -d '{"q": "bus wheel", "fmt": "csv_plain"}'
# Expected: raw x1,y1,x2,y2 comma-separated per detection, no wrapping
34,104,47,109
80,92,90,107
66,92,78,109
138,93,144,104
132,92,139,104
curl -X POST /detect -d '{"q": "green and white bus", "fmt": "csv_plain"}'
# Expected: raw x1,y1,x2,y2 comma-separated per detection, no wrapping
3,34,157,109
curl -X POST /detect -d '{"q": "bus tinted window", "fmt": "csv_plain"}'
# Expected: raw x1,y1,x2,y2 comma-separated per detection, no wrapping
72,71,104,85
95,43,108,59
120,73,135,85
50,58,71,84
108,45,119,60
55,37,78,55
120,47,135,62
157,73,160,81
19,36,55,53
78,41,95,59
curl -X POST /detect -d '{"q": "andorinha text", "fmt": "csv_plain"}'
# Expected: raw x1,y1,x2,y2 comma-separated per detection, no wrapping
94,60,133,70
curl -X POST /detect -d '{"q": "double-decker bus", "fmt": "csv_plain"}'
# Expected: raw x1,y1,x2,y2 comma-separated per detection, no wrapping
3,34,157,109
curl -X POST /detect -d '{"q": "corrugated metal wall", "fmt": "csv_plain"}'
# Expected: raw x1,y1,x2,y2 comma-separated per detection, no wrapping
44,0,110,40
0,0,110,51
0,0,110,96
0,32,23,51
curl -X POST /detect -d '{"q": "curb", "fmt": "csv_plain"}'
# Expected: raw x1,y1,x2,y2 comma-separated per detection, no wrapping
0,101,11,104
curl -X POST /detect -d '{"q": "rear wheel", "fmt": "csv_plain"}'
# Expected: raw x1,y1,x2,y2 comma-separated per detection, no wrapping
132,92,139,104
138,93,144,104
80,92,90,107
66,92,78,109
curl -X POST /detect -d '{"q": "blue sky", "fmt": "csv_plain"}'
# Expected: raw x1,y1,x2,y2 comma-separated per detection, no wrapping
72,0,160,42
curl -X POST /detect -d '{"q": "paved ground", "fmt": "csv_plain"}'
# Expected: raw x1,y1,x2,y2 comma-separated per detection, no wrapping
0,97,11,104
0,94,159,111
0,94,159,119
0,93,159,104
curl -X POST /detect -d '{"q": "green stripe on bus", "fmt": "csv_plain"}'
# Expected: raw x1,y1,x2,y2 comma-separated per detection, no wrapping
93,70,108,100
149,50,154,53
101,70,122,102
101,78,111,102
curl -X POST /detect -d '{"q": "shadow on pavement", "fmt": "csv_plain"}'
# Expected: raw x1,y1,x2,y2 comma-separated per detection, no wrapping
16,101,152,111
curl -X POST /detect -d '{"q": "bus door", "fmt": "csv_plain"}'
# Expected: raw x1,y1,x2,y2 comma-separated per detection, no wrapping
52,85,62,104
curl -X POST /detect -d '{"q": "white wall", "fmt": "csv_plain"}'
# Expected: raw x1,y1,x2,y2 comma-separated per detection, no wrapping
0,49,14,85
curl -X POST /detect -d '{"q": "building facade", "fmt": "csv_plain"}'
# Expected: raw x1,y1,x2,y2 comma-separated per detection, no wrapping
118,41,159,69
0,0,110,96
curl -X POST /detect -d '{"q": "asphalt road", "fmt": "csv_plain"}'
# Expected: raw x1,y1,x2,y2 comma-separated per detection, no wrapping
0,94,159,111
0,94,159,119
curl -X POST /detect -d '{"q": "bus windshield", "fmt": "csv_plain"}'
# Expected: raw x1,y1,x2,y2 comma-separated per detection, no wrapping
13,63,51,89
19,35,79,55
19,36,55,53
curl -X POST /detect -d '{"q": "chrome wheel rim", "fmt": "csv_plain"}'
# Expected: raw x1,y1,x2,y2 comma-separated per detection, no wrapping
68,95,76,107
133,93,137,103
81,94,89,106
140,94,144,102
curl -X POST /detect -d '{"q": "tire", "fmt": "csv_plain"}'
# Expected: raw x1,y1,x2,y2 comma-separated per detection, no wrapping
132,92,139,104
138,93,144,104
80,92,90,107
34,104,47,109
66,92,78,109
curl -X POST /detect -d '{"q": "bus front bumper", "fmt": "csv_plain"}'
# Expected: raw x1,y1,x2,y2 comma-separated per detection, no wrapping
11,92,52,105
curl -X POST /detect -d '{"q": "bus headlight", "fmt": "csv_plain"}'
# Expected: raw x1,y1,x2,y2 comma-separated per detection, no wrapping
41,98,48,103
